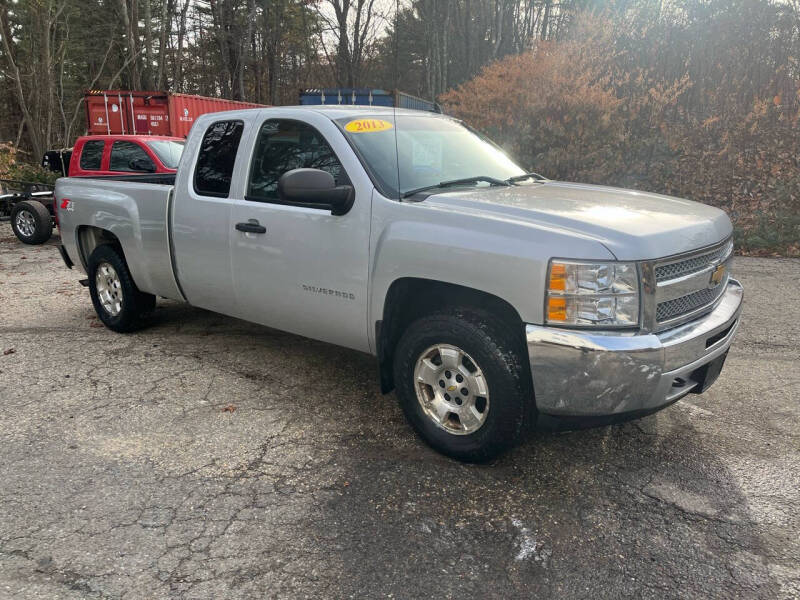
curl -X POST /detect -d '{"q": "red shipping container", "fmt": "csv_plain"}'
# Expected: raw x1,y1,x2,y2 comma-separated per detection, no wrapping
84,90,265,138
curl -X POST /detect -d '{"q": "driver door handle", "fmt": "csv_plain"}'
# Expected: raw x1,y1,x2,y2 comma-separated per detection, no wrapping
235,221,266,234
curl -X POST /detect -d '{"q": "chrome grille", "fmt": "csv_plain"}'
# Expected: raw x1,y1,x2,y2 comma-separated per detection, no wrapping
656,283,726,322
647,237,734,329
655,239,733,282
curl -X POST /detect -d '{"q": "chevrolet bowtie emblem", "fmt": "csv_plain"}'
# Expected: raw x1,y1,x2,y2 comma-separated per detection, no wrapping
710,264,725,286
447,385,457,392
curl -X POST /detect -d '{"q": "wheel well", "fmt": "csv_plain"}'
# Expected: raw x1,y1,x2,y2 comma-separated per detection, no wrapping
76,226,123,270
376,278,526,393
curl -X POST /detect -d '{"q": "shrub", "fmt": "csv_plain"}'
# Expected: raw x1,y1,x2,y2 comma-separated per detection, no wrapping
442,9,800,256
0,143,58,185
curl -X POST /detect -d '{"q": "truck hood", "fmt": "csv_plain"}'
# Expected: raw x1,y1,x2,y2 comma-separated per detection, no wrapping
423,181,733,260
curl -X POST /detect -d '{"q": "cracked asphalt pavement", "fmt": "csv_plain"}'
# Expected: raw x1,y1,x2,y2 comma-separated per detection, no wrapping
0,221,798,599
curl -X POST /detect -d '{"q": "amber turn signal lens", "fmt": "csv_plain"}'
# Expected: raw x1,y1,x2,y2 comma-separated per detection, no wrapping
549,263,567,291
547,297,567,321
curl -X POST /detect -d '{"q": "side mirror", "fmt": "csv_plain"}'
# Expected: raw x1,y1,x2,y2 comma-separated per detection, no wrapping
129,158,155,172
277,168,354,216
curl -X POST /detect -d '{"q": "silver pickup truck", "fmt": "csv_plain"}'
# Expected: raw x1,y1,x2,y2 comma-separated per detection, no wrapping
54,106,742,461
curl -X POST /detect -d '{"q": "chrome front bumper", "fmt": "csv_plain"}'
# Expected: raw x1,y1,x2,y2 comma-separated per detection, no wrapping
526,279,743,417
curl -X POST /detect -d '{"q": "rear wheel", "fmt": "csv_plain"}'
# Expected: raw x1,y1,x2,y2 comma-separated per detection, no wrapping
11,200,52,245
87,244,155,332
393,308,532,461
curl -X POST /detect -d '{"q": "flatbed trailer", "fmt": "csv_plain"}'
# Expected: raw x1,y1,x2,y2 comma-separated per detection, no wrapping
0,179,56,244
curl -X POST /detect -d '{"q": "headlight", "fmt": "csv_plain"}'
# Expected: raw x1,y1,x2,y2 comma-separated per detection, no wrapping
545,260,639,327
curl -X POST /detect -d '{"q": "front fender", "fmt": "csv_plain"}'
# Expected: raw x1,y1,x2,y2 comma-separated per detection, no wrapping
367,197,616,351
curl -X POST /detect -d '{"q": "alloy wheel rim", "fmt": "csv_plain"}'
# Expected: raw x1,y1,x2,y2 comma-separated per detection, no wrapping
95,262,123,316
15,210,36,238
413,344,490,435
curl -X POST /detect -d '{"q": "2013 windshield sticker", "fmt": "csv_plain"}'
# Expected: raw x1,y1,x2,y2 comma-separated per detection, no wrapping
302,284,355,300
344,119,393,133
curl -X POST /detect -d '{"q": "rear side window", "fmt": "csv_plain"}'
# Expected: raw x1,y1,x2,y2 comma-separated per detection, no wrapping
79,140,105,170
194,120,244,198
109,141,155,172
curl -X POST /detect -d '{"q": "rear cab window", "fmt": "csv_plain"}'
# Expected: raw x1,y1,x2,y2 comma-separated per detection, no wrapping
109,141,155,172
194,120,244,198
79,140,105,170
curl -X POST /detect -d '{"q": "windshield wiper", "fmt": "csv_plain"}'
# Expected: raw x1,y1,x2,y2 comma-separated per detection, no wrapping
401,175,511,199
505,172,547,184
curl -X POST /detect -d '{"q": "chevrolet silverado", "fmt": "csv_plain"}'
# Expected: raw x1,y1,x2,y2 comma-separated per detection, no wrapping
53,106,743,461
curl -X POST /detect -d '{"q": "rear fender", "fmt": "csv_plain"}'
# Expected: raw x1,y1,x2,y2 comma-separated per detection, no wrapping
56,177,182,300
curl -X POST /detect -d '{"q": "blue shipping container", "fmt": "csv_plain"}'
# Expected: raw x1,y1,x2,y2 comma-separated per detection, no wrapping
299,88,440,113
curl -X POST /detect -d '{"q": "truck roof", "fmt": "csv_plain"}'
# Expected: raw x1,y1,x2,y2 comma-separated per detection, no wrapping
77,134,184,142
194,105,449,123
301,105,445,119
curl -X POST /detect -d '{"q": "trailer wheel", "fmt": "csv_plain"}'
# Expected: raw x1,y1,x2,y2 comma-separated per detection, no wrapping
11,200,52,245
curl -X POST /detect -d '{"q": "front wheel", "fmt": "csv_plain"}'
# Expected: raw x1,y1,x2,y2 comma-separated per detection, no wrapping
393,308,532,461
87,244,156,332
11,200,52,244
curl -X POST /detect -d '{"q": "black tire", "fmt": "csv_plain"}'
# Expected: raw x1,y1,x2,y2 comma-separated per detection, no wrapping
87,244,156,333
11,200,52,245
393,308,532,462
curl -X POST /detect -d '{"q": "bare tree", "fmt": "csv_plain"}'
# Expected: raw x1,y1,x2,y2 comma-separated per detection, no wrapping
118,0,141,88
156,0,175,89
315,0,384,87
143,0,154,88
174,0,191,91
0,0,67,158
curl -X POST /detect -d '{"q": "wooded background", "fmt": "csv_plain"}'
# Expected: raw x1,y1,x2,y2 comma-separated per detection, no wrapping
1,0,798,253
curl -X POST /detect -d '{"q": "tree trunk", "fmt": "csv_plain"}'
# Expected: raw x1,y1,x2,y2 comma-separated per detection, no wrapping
243,0,256,100
118,0,140,88
0,2,44,158
335,0,352,86
441,0,450,93
157,0,174,89
143,0,154,88
541,0,551,40
175,0,191,91
492,0,504,58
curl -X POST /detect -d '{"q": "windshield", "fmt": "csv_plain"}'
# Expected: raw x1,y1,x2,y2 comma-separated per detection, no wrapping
336,114,525,198
146,139,185,169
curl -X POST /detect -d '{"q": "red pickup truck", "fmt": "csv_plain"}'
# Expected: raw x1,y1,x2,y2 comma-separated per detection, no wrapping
68,135,184,177
14,135,184,244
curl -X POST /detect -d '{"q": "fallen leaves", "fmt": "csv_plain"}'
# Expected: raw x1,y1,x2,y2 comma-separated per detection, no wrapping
222,404,237,413
2,348,15,356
